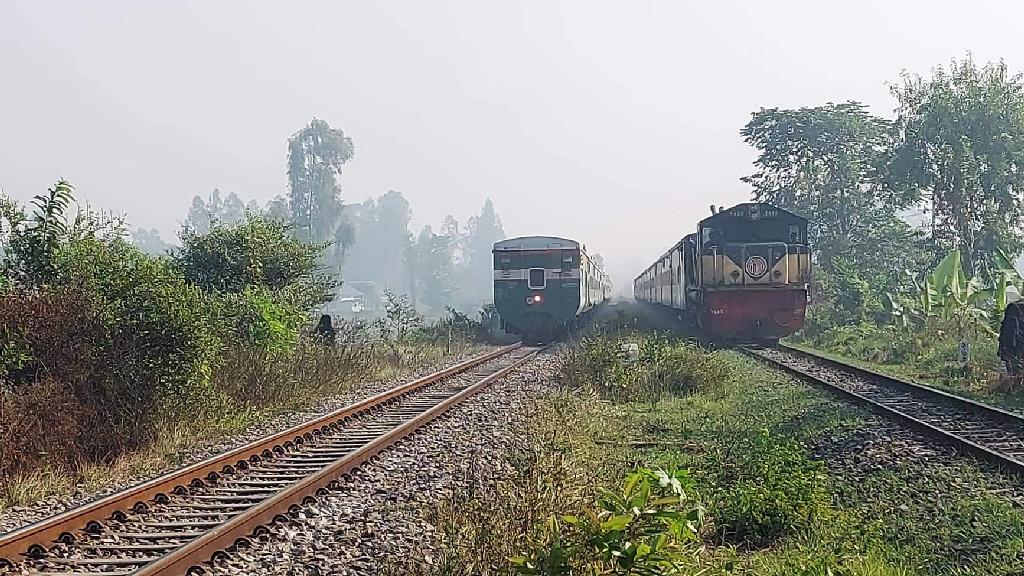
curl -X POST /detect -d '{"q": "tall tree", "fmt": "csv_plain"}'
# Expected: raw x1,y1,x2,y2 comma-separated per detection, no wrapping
463,199,505,305
185,195,211,234
287,118,355,245
221,192,246,225
412,225,457,314
265,195,290,221
741,101,915,273
341,191,413,292
890,56,1024,277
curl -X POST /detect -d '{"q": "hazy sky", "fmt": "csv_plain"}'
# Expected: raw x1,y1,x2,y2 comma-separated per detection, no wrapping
2,1,1022,290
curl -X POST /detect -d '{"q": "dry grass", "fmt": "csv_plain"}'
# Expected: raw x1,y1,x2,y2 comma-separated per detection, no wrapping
381,390,626,575
0,341,480,511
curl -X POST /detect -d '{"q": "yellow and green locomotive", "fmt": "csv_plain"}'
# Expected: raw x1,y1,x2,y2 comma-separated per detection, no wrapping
493,236,612,343
634,203,811,341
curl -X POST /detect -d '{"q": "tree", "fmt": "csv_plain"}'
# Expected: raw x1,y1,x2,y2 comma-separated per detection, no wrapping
287,118,355,245
2,181,75,285
462,199,505,305
185,195,211,233
222,191,245,225
890,55,1024,278
343,191,413,291
174,216,334,309
741,102,916,271
132,227,172,256
265,195,290,221
412,224,457,314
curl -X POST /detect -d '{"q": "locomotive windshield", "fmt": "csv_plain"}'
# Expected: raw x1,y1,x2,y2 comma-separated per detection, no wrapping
698,204,807,248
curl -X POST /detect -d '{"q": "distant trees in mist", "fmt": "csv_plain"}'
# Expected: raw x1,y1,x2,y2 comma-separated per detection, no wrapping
132,117,506,316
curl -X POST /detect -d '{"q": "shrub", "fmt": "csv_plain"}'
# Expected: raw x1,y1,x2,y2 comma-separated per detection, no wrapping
0,377,91,479
511,467,705,575
560,333,731,402
52,238,221,445
211,287,307,353
175,217,333,311
713,430,829,548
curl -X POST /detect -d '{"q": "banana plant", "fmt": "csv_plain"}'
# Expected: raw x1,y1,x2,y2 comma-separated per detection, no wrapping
885,249,1021,337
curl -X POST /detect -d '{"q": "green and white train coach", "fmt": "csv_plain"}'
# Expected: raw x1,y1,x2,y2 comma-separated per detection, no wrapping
492,236,612,343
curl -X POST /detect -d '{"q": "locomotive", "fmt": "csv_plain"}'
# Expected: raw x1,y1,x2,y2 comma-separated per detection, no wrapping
634,203,811,341
493,236,612,343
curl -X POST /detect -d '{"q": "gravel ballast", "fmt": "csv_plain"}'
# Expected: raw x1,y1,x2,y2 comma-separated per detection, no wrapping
206,351,558,576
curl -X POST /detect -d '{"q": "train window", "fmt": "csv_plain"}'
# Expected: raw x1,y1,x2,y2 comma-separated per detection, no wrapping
528,268,546,289
500,256,511,270
789,225,801,243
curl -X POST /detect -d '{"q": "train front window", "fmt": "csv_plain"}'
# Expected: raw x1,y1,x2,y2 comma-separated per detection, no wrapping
528,268,546,289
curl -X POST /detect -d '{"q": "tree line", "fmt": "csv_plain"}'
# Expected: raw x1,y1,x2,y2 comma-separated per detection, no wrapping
134,118,505,317
742,55,1024,330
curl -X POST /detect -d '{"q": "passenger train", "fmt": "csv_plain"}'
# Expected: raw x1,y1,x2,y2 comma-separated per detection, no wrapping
493,236,612,343
634,203,811,341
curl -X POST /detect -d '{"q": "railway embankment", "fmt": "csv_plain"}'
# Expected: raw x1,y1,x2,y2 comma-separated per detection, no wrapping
364,331,1024,575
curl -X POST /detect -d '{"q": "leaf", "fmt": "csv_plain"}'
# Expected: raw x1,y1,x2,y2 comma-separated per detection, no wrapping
600,514,634,532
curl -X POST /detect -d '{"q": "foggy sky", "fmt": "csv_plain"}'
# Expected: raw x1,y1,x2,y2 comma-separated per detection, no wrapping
3,1,1022,292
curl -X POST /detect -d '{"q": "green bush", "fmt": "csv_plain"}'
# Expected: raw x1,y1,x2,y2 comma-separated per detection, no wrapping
713,430,829,548
560,333,731,402
53,238,221,440
511,467,705,575
175,217,333,311
211,287,306,353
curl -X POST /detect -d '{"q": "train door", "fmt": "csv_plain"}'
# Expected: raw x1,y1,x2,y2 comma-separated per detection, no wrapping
683,235,697,309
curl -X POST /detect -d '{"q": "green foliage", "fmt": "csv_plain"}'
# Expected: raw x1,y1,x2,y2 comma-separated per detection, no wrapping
213,287,306,353
713,430,829,548
560,333,732,402
53,238,220,423
741,102,923,283
884,249,1018,338
891,55,1024,278
375,290,424,343
175,216,334,310
2,181,74,285
510,467,704,575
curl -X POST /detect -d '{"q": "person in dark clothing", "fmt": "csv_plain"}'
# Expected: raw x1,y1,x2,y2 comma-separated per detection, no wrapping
315,314,336,346
999,287,1024,375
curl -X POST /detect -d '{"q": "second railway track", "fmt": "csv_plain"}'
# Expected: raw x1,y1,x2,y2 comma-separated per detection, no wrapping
743,344,1024,476
0,344,544,576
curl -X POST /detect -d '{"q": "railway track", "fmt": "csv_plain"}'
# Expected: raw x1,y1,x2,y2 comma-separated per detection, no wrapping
0,344,544,576
742,344,1024,476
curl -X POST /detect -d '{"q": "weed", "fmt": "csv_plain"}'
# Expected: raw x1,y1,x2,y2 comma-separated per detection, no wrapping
711,430,830,548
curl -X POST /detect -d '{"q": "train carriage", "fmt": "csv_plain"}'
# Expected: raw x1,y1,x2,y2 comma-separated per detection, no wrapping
493,236,611,343
634,203,811,341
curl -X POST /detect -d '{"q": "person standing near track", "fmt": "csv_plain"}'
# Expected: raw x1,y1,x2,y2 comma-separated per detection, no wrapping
315,314,336,346
998,286,1024,376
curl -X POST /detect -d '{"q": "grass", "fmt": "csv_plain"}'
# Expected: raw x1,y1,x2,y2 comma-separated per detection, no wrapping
403,332,1024,575
787,321,1024,410
0,341,481,514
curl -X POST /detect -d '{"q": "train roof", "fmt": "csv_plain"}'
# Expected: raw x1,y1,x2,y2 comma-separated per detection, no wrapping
700,203,807,226
492,236,581,252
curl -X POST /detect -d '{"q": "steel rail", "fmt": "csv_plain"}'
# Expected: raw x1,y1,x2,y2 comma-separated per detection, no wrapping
136,344,547,576
0,344,521,567
741,343,1024,476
